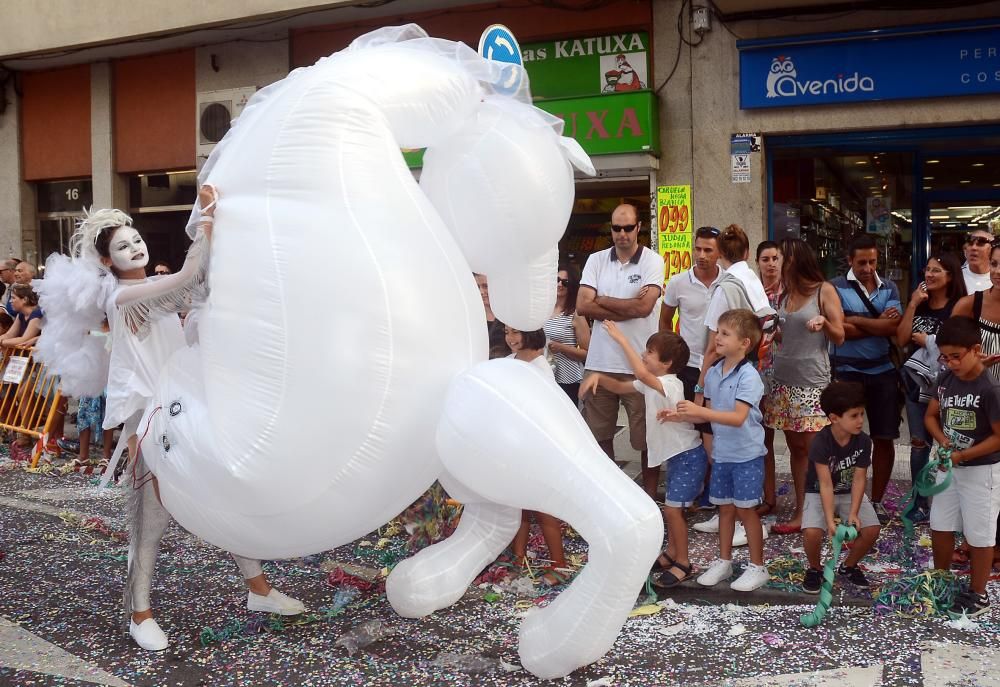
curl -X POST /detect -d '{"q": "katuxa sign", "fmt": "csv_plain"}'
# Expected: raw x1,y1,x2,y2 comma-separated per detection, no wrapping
535,91,658,156
739,19,1000,109
523,32,650,99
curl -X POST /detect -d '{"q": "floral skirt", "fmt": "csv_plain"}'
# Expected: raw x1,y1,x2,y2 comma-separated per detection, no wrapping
76,394,107,435
762,383,829,433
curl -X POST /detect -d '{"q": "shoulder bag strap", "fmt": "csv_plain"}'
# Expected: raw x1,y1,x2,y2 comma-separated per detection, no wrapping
974,289,984,322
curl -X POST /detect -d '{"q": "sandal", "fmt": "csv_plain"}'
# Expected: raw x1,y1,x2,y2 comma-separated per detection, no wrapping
652,562,693,589
772,522,802,535
755,501,775,517
651,552,675,573
541,567,571,587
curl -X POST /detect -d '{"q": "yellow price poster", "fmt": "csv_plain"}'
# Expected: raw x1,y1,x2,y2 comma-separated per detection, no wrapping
657,185,693,280
656,185,693,332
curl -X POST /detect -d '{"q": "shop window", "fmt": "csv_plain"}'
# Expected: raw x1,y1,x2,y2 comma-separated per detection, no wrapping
559,182,651,267
771,149,913,294
128,171,197,273
923,152,1000,256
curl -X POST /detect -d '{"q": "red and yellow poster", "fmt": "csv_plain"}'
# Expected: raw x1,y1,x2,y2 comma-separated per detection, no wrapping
656,184,693,282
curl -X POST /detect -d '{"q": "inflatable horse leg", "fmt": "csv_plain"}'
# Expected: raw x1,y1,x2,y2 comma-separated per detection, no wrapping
385,494,520,616
407,359,662,679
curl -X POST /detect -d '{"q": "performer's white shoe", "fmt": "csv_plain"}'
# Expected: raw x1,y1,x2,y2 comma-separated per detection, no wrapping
129,618,168,651
247,589,305,615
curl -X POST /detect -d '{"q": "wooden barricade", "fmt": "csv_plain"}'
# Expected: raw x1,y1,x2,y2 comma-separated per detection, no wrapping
0,346,63,468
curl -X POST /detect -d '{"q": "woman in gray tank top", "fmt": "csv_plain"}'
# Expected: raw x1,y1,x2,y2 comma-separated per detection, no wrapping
763,239,845,534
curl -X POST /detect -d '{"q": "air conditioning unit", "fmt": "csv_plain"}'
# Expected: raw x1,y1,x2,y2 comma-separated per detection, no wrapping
196,87,257,166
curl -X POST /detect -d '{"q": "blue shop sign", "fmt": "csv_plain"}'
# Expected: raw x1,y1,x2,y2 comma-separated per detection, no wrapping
738,19,1000,109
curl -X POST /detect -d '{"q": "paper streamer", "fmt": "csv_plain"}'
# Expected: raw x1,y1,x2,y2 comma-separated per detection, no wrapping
799,524,858,627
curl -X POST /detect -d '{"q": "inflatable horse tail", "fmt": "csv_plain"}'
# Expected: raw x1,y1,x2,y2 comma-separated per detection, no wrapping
142,24,660,679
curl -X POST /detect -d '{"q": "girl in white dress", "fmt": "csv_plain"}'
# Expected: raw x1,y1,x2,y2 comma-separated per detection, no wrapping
41,186,304,652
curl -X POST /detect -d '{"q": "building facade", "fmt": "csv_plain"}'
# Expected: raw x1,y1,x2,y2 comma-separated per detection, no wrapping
1,0,999,286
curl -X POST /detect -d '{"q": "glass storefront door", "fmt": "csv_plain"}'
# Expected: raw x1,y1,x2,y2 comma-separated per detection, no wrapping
768,125,1000,299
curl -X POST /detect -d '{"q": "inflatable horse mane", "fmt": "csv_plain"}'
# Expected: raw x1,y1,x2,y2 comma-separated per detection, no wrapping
142,25,663,678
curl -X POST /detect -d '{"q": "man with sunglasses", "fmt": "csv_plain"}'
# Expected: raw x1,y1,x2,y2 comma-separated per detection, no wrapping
963,229,994,294
577,203,666,490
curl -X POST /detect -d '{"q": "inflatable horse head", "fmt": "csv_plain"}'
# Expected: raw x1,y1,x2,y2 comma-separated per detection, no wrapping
142,25,661,679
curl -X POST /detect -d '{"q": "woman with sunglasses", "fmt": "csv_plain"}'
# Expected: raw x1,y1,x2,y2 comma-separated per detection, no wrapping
544,262,590,402
952,239,1000,570
897,252,967,523
765,238,845,535
962,229,994,294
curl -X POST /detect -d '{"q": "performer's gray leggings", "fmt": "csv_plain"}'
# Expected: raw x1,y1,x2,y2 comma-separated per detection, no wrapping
125,454,262,616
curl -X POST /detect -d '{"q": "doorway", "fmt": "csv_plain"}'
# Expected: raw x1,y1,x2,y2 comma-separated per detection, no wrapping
38,214,82,267
768,124,1000,295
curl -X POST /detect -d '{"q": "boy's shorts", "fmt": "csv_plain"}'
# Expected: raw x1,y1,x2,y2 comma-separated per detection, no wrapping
930,462,1000,547
709,456,764,509
802,493,880,530
664,445,708,508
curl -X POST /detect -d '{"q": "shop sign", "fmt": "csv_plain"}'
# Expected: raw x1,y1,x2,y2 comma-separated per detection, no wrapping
738,20,1000,109
656,185,693,290
536,91,658,156
402,91,657,168
866,197,892,236
523,32,649,99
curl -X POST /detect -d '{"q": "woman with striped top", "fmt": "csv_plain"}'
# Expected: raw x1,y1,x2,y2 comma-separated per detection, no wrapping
544,263,591,401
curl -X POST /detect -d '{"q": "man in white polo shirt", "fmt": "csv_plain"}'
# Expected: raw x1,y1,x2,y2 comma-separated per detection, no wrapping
660,226,725,403
577,203,666,497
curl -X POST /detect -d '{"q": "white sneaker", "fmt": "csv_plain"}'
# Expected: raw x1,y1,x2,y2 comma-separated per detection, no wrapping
732,522,748,547
731,563,770,592
247,588,306,615
693,514,720,533
696,558,733,586
129,618,168,651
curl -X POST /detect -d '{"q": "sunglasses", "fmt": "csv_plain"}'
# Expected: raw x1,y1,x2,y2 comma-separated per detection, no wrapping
556,278,570,286
611,224,637,233
696,226,720,238
965,235,992,247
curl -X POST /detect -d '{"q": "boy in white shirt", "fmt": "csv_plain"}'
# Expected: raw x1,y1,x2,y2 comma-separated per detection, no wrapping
580,322,705,587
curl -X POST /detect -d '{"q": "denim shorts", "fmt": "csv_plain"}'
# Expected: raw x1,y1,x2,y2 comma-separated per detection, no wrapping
664,445,708,508
709,455,765,509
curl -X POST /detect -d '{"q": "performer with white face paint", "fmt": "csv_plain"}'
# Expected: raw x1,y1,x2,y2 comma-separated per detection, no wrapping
54,187,305,652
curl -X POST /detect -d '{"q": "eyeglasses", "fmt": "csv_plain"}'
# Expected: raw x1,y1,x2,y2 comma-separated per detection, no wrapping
611,224,637,233
923,266,946,275
938,349,974,365
696,226,720,238
556,278,570,286
965,235,992,247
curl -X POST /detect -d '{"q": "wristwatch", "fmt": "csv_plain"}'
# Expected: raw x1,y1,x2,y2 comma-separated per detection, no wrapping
694,384,704,394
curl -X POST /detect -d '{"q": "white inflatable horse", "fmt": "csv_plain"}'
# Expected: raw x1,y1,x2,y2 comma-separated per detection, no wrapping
141,25,662,678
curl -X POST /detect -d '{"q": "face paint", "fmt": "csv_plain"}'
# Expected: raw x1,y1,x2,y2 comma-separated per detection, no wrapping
109,227,149,272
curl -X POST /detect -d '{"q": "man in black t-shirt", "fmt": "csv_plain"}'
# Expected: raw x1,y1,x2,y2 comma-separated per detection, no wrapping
801,382,882,594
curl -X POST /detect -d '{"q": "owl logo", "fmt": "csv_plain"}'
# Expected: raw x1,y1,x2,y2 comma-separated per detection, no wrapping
766,56,796,98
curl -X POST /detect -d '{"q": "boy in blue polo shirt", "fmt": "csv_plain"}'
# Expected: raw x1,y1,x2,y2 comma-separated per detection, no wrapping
663,308,768,591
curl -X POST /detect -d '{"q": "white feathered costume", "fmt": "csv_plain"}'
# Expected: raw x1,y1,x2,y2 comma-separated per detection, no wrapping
35,207,303,651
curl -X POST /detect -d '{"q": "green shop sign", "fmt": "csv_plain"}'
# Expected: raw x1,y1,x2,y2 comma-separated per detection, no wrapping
402,90,659,167
536,90,658,156
523,32,650,99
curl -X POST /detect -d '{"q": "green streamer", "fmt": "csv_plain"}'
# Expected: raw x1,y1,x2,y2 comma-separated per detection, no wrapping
799,524,857,627
899,447,953,556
